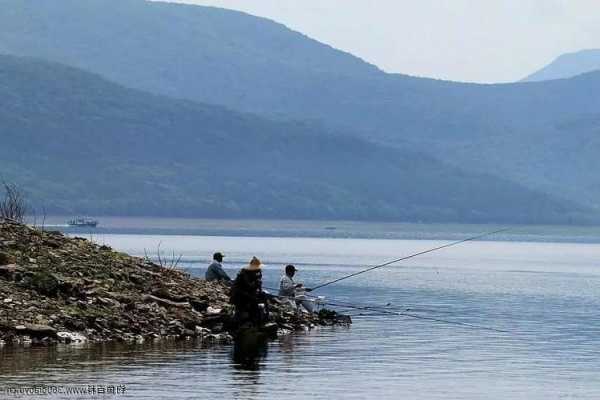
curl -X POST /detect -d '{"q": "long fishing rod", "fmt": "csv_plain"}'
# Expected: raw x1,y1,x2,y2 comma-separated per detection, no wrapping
310,227,510,291
322,299,510,334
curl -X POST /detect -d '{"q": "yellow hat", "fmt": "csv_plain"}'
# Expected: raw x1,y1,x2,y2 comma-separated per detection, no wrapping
244,256,262,271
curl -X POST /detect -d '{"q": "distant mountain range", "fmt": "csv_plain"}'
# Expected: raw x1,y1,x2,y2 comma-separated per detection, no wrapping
0,0,598,223
2,54,575,223
523,49,600,82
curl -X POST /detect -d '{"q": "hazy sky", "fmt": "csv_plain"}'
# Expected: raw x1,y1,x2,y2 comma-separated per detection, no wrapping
169,0,600,83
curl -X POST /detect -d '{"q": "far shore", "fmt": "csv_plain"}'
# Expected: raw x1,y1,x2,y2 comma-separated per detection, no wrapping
29,216,600,244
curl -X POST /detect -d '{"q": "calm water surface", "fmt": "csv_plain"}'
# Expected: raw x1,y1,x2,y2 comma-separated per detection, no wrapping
2,220,600,399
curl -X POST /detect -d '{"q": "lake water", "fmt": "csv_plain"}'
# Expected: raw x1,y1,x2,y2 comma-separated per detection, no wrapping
2,219,600,399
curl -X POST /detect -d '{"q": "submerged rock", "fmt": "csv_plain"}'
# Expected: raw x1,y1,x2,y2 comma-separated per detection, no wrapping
57,331,87,344
15,323,57,337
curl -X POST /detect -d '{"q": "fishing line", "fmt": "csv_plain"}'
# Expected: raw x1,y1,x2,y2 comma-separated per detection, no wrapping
327,296,460,315
302,293,451,315
310,227,510,291
322,300,511,334
264,288,458,315
264,287,506,332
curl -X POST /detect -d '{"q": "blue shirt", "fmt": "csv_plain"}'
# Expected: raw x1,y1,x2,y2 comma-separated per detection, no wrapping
205,261,231,281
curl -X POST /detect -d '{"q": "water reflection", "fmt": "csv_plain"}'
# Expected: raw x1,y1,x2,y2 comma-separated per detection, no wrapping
232,336,269,371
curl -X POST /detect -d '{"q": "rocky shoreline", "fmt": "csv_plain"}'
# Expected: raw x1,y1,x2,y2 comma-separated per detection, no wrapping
0,219,349,347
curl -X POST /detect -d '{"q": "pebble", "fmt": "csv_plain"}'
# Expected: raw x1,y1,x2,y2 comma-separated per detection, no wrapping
195,326,211,336
206,333,233,344
277,328,292,336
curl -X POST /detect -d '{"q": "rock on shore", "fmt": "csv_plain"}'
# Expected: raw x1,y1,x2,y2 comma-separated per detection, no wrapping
0,219,349,347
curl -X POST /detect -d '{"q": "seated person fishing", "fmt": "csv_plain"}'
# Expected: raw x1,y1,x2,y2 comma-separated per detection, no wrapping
205,252,231,284
230,256,269,327
279,264,314,313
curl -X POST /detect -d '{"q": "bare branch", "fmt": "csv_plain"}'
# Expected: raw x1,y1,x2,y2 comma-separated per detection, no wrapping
157,242,163,268
143,243,183,271
41,206,47,233
173,254,183,269
0,182,27,223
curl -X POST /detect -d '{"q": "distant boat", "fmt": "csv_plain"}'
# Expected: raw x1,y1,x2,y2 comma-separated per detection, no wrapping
67,217,99,227
324,226,337,230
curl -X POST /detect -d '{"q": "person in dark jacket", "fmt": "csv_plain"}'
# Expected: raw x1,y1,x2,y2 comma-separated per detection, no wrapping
230,256,267,327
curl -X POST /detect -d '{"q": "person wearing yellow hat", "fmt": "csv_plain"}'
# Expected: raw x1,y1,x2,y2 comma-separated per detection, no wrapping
244,256,262,271
230,256,267,327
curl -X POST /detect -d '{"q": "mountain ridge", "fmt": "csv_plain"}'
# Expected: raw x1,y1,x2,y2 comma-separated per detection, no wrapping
523,49,600,82
1,0,599,219
1,54,579,223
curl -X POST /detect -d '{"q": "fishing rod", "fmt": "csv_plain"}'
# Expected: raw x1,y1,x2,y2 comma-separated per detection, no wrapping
322,299,511,334
310,227,510,291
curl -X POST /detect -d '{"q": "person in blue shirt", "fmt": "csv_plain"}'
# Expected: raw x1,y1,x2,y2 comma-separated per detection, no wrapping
205,252,231,283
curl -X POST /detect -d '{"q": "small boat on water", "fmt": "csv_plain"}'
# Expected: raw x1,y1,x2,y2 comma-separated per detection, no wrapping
67,217,99,227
